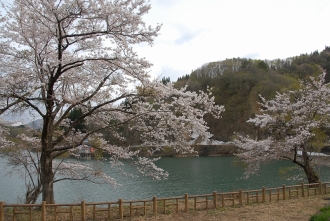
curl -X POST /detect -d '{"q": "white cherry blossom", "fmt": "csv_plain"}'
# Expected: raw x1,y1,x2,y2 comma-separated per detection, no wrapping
0,0,224,203
234,73,330,183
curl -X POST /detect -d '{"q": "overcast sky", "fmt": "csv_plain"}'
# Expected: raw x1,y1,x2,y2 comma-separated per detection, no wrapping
2,0,330,124
135,0,330,81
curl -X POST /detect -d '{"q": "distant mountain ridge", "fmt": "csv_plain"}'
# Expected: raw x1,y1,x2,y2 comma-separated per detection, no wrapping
26,119,43,130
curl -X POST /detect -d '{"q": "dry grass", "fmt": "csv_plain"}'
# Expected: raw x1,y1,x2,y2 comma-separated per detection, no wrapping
131,195,330,221
4,195,329,220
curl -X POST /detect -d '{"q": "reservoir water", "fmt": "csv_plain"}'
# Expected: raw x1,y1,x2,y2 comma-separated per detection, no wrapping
1,156,329,204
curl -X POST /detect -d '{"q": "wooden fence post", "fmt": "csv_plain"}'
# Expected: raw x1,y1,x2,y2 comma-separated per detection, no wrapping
206,196,209,210
239,190,243,206
41,201,46,221
119,199,123,220
0,202,4,221
301,183,305,197
70,205,73,221
319,182,323,195
128,203,133,217
213,191,217,209
184,194,188,213
81,201,86,221
282,185,286,200
193,197,197,211
262,187,266,203
325,183,328,194
153,196,157,215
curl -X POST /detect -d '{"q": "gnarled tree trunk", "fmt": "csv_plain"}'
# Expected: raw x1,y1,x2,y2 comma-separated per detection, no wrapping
301,150,319,183
40,113,56,204
25,183,41,204
40,152,55,204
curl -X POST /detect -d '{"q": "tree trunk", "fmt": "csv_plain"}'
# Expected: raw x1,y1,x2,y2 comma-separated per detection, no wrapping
40,99,56,204
25,184,41,204
40,152,55,204
301,150,319,183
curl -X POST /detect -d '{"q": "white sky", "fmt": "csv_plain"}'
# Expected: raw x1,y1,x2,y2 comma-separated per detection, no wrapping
2,0,330,124
135,0,330,81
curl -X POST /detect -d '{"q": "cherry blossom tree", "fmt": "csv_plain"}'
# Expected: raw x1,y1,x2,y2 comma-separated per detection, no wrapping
0,0,224,204
234,73,330,183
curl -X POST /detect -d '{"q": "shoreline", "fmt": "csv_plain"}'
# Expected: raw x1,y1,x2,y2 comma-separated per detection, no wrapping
129,144,239,157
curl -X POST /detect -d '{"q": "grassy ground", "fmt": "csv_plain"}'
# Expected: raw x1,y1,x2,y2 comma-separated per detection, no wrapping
130,195,330,221
310,205,330,221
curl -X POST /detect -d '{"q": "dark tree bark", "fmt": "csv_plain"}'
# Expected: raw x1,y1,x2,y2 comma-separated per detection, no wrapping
301,150,319,183
25,186,41,204
40,152,55,204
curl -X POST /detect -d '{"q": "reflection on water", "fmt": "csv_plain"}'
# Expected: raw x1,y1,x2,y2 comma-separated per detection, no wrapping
0,156,329,203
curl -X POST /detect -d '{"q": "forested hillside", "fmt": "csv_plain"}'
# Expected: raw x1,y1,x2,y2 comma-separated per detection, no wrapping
174,46,330,141
4,47,330,146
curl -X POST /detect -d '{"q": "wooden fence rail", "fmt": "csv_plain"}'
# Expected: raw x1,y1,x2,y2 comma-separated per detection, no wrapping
1,182,330,221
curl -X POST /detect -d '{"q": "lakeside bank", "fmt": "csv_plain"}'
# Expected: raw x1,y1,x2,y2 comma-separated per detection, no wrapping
129,144,239,157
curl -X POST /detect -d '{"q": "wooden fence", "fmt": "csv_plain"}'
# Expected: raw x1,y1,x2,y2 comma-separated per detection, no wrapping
1,182,330,221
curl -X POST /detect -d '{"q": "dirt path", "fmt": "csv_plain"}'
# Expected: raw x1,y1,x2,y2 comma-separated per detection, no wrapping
130,195,330,221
